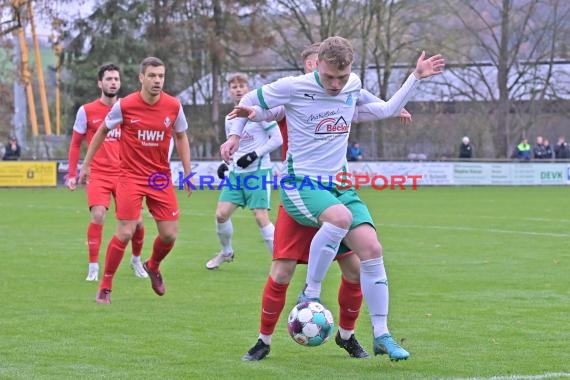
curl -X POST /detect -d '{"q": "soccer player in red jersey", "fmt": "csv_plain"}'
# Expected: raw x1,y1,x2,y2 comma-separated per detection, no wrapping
79,57,192,304
67,63,147,282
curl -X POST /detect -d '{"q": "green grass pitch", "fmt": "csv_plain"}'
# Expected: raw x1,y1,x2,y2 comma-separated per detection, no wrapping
0,186,568,379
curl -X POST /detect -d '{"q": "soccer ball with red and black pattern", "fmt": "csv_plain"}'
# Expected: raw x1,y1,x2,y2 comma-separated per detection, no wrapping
287,301,334,347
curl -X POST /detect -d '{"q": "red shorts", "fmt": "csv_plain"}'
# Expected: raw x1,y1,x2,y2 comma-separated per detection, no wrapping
273,204,352,263
115,181,179,221
86,177,118,209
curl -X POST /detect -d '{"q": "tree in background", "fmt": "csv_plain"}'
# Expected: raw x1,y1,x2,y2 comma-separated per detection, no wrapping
436,0,570,157
64,0,148,118
4,0,570,159
62,0,271,157
354,0,436,158
263,0,356,70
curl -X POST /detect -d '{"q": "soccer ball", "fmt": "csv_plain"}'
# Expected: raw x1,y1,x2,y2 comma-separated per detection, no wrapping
287,301,334,346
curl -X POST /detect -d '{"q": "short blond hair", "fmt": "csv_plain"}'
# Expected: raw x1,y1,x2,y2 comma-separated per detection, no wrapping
318,36,354,70
301,42,320,64
227,73,249,86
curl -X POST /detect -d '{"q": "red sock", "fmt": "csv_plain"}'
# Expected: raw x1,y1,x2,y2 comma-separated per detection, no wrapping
87,223,103,263
131,225,145,257
147,236,174,271
338,276,362,331
100,236,128,290
260,276,289,335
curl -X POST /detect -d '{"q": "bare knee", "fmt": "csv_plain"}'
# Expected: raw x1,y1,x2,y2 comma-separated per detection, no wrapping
158,222,178,243
319,204,352,229
270,260,296,284
90,206,107,225
215,203,234,223
253,209,270,228
359,240,383,260
116,222,136,242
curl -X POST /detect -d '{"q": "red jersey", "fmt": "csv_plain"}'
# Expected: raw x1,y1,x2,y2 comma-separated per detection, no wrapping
105,91,188,183
278,117,288,161
69,99,121,179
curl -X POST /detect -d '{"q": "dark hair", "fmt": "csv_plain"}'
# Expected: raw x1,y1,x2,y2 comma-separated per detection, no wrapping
140,57,165,74
97,63,121,81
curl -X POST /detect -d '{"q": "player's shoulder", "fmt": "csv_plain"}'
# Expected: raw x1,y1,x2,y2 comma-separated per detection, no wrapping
291,72,314,84
82,98,103,111
268,73,307,87
82,99,112,118
84,99,100,108
159,91,182,107
347,73,362,88
117,92,140,108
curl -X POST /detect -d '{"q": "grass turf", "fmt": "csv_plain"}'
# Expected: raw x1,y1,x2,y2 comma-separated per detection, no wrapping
0,186,568,379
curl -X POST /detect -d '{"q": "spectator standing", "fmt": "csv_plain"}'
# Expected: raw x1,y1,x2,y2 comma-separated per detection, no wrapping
3,135,21,161
554,137,569,159
459,136,473,159
532,136,546,159
512,138,531,160
347,142,363,161
543,139,553,159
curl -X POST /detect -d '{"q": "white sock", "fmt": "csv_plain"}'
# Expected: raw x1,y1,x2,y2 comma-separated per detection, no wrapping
131,255,140,263
338,327,354,340
259,333,272,345
304,222,349,298
216,219,234,255
259,223,275,255
89,262,99,271
360,257,389,338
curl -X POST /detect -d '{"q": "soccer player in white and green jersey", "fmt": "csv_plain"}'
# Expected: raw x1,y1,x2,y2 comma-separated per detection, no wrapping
206,73,283,270
222,36,444,361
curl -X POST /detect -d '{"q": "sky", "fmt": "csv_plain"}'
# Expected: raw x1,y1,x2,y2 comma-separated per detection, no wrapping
1,0,96,43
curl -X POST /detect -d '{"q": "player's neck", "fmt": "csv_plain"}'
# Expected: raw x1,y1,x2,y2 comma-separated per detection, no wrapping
141,90,160,105
100,95,117,106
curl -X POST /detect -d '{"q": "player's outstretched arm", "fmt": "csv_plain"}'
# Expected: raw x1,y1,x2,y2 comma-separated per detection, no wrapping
228,105,256,120
78,123,108,184
357,88,411,124
228,105,285,123
354,52,444,122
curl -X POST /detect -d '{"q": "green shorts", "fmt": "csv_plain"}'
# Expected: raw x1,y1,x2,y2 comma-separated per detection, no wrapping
280,176,374,229
219,169,272,209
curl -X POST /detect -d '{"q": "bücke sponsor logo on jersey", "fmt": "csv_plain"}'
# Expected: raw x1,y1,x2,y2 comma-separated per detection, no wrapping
314,116,349,134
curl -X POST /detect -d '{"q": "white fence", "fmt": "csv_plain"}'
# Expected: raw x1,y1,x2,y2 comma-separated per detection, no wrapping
168,161,570,187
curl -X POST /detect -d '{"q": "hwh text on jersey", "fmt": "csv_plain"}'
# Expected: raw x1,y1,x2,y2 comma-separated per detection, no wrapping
138,130,165,141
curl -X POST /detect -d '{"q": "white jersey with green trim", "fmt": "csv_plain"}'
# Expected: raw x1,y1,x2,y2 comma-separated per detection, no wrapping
234,71,419,181
254,71,360,181
225,116,278,173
